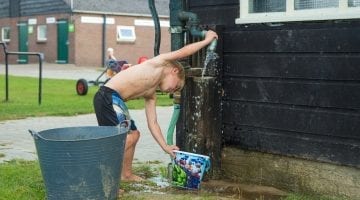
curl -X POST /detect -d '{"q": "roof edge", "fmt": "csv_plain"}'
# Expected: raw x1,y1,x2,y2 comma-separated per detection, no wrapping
72,10,169,19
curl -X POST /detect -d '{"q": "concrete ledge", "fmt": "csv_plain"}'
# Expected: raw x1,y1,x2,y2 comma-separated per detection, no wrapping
185,67,202,77
221,147,359,199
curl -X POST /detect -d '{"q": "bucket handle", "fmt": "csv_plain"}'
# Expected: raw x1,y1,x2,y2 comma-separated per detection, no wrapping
28,129,41,140
119,120,131,133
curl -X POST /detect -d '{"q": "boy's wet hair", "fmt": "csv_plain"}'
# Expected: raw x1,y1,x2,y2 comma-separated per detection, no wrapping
166,60,185,90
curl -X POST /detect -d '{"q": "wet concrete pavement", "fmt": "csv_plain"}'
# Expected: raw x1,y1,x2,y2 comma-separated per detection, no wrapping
0,63,173,164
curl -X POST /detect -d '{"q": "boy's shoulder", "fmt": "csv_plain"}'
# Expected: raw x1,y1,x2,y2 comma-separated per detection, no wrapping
144,56,170,68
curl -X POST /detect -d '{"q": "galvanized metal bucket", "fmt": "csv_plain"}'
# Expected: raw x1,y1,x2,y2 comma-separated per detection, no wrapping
29,122,129,200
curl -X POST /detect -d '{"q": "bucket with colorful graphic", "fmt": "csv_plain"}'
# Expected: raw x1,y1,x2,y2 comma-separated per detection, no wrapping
171,150,211,189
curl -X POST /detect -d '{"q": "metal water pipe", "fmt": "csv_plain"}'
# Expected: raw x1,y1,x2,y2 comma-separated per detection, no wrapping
169,0,185,51
176,10,218,52
178,11,204,38
169,1,217,51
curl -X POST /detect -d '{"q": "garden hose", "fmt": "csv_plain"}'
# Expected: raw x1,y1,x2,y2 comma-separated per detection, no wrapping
166,103,180,145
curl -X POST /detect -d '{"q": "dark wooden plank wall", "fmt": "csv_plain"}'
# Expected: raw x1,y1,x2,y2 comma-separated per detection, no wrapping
0,0,70,17
0,0,9,17
187,0,238,27
187,0,360,167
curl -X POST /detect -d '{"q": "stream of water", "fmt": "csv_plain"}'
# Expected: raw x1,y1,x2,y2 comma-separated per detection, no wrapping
201,51,219,78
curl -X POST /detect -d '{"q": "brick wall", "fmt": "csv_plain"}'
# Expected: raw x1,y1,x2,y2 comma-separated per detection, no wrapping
0,13,170,67
73,13,170,67
0,13,70,64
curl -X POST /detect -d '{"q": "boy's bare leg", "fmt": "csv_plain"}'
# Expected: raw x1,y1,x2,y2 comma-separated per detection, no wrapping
121,130,144,181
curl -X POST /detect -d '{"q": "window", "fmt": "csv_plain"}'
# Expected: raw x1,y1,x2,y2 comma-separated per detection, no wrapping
249,0,286,13
37,25,47,41
236,0,360,24
349,0,360,7
117,26,136,42
1,27,10,42
294,0,339,10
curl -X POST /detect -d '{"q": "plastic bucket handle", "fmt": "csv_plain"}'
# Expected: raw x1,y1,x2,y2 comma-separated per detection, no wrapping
29,129,42,140
119,120,130,133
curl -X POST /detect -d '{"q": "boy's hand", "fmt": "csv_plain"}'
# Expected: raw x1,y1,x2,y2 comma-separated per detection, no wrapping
205,30,218,42
164,145,179,158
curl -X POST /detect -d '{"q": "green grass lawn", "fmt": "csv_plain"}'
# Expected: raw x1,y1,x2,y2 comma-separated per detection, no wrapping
0,160,45,200
0,75,173,121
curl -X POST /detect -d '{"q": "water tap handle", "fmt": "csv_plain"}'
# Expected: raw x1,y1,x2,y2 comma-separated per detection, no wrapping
207,39,217,52
201,30,217,52
200,30,207,38
187,28,218,53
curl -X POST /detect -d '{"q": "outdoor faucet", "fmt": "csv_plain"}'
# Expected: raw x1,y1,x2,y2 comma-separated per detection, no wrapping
207,37,217,52
178,11,217,53
201,30,218,53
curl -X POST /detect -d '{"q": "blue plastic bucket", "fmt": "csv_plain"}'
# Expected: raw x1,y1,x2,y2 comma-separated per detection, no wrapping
29,122,129,200
171,150,211,189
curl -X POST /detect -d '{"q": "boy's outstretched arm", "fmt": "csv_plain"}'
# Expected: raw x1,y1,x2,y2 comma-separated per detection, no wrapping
144,94,179,157
157,30,218,61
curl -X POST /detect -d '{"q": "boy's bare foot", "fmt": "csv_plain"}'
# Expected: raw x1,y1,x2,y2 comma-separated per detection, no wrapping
121,174,144,182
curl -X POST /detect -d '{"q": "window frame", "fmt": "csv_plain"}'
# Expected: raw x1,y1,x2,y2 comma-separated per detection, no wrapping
236,0,360,24
1,27,11,42
37,25,47,42
116,26,136,42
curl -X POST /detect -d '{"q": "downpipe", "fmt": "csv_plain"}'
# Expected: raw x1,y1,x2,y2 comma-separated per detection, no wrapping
148,0,161,56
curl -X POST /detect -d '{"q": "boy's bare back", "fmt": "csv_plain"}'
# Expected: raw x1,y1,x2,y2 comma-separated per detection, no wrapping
105,58,164,101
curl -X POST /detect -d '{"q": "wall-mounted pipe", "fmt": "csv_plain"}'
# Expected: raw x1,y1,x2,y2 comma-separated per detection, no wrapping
178,11,217,52
178,11,203,38
169,0,185,51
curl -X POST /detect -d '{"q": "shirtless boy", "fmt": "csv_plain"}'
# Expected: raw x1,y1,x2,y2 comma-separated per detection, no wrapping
93,30,218,181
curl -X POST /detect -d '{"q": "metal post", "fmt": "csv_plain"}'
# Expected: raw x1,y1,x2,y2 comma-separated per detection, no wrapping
38,54,43,105
0,42,9,102
102,14,106,67
0,45,44,105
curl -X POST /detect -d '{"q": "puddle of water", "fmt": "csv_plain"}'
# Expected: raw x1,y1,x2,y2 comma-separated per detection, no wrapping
148,176,170,188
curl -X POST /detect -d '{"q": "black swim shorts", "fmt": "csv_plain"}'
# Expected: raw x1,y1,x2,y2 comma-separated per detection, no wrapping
93,86,137,130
